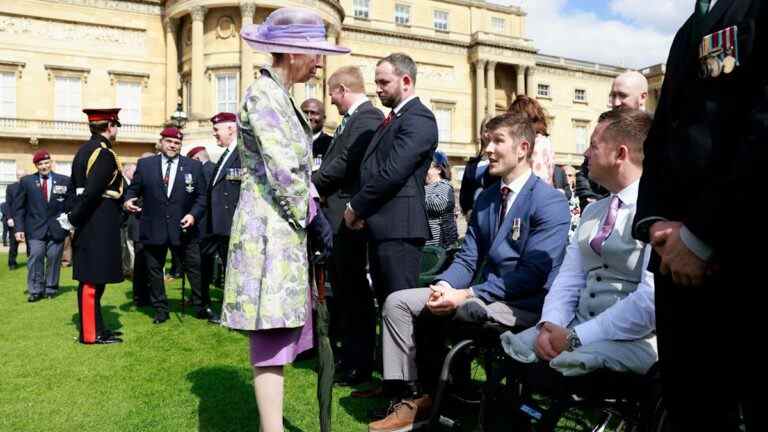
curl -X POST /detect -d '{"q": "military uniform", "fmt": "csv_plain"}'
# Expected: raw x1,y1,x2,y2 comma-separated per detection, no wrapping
68,108,124,344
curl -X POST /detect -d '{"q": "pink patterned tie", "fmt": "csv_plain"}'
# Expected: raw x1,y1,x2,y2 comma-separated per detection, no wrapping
590,195,621,256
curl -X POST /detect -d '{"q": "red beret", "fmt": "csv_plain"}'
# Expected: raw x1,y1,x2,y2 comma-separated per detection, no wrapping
211,112,237,124
160,127,183,141
83,108,121,126
186,146,206,159
33,149,51,165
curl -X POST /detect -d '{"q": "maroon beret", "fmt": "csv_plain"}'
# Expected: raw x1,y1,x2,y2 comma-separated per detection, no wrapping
186,146,206,159
33,149,51,165
160,127,183,140
211,112,237,124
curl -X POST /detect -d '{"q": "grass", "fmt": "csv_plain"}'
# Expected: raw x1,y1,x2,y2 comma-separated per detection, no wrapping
0,253,381,432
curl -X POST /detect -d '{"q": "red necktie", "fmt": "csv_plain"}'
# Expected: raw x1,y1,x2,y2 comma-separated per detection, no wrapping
381,111,394,128
41,175,48,202
498,186,511,231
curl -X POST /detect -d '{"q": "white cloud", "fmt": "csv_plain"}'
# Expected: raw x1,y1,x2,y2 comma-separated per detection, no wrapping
609,0,692,34
504,0,690,69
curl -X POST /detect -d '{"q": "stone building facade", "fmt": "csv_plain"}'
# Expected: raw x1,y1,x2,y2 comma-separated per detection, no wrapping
0,0,663,201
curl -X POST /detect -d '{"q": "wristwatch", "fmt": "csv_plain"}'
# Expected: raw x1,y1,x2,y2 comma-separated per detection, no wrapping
566,328,582,352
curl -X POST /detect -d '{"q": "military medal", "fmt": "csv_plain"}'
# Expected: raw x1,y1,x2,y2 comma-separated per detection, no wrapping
699,26,740,78
511,218,521,241
184,173,194,193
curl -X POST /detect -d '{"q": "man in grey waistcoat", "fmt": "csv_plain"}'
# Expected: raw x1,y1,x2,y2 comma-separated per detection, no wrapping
502,107,657,377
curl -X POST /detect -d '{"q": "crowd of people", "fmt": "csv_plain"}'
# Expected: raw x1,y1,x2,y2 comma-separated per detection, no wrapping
1,2,760,431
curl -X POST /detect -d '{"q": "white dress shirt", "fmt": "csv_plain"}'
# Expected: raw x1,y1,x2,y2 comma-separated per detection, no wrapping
392,94,418,115
539,180,656,346
161,155,179,197
345,96,368,117
39,174,52,202
215,138,238,183
500,169,532,219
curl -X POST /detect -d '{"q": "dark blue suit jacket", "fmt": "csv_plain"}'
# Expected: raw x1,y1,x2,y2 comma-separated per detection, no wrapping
126,155,206,246
208,147,241,237
14,172,70,242
437,174,570,313
350,97,438,241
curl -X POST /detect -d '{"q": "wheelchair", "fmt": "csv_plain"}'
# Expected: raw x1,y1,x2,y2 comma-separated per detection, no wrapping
425,321,668,432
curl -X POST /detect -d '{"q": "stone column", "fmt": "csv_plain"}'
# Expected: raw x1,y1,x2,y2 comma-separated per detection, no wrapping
164,18,179,119
526,66,536,97
190,6,207,119
516,64,525,98
473,59,486,139
240,2,256,94
485,61,496,116
323,26,340,124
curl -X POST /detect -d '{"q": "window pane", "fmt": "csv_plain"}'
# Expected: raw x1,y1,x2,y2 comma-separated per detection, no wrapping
55,77,81,121
116,82,141,124
434,107,452,141
575,126,588,153
217,74,238,113
54,161,72,177
575,89,587,102
395,4,410,25
434,11,448,31
0,72,16,118
537,84,550,98
492,17,505,33
354,0,369,18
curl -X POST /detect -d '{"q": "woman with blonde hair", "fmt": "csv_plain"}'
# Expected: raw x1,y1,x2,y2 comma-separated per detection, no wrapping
220,8,348,432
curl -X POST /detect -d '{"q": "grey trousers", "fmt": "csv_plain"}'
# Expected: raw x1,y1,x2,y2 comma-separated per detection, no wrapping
381,287,539,381
27,239,64,296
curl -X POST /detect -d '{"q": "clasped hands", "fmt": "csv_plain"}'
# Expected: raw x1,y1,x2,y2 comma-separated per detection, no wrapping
426,281,471,315
534,322,570,361
649,221,707,286
343,205,365,230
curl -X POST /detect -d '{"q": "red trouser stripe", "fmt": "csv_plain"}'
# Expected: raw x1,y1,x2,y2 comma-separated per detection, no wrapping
82,283,97,343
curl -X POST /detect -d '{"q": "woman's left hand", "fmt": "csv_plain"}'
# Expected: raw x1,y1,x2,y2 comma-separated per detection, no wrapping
307,210,333,265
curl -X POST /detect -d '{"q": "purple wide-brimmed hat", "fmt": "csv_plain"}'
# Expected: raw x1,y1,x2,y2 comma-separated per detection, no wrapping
241,8,350,55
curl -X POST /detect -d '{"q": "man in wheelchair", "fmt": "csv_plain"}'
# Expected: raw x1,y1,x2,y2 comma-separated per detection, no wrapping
501,107,657,421
368,112,571,432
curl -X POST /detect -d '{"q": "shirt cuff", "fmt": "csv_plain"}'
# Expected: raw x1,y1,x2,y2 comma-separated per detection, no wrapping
633,216,667,243
679,225,713,261
573,319,602,347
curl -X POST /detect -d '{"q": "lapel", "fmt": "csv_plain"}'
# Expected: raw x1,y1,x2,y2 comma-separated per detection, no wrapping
490,174,537,253
363,97,420,162
326,101,368,156
169,157,186,202
696,0,735,39
212,147,236,188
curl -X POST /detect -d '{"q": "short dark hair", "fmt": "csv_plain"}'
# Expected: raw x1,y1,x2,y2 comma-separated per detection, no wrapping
89,121,112,135
484,112,537,159
597,107,652,165
378,53,417,84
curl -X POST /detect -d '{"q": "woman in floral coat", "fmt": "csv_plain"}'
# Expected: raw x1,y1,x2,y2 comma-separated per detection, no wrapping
220,8,348,432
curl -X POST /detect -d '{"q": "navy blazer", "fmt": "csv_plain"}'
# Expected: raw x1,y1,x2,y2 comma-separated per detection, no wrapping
350,97,438,240
3,181,20,223
208,146,241,237
14,172,71,242
126,155,206,246
437,175,570,313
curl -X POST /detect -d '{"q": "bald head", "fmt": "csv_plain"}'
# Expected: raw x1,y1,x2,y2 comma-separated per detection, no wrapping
609,71,648,111
300,98,325,134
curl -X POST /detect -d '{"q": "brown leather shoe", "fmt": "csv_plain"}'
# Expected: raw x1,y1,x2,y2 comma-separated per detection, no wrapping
368,395,432,432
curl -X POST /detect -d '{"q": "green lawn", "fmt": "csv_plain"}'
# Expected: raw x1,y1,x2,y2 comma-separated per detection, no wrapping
0,253,381,432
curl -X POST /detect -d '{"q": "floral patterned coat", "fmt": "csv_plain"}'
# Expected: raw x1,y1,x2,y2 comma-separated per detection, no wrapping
221,66,313,331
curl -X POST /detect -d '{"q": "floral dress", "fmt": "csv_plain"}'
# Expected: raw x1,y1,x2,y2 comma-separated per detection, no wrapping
221,66,314,340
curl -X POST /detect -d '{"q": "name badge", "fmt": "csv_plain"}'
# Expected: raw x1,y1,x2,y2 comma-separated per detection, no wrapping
699,26,740,78
509,218,521,241
225,168,242,181
75,187,85,196
53,185,67,194
313,156,323,170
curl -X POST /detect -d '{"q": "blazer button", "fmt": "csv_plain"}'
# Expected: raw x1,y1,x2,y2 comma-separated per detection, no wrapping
596,276,602,282
590,293,596,298
589,311,595,317
603,264,609,269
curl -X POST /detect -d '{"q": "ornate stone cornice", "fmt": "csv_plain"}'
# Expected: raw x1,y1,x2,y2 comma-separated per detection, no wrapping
0,61,25,79
191,6,207,22
163,17,178,35
108,70,150,87
39,0,162,15
343,24,467,54
0,14,146,51
44,64,90,83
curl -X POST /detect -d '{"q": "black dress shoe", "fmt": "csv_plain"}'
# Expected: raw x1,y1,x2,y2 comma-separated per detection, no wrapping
80,335,123,345
334,368,372,386
196,307,220,323
27,294,42,303
9,263,18,270
152,313,169,324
